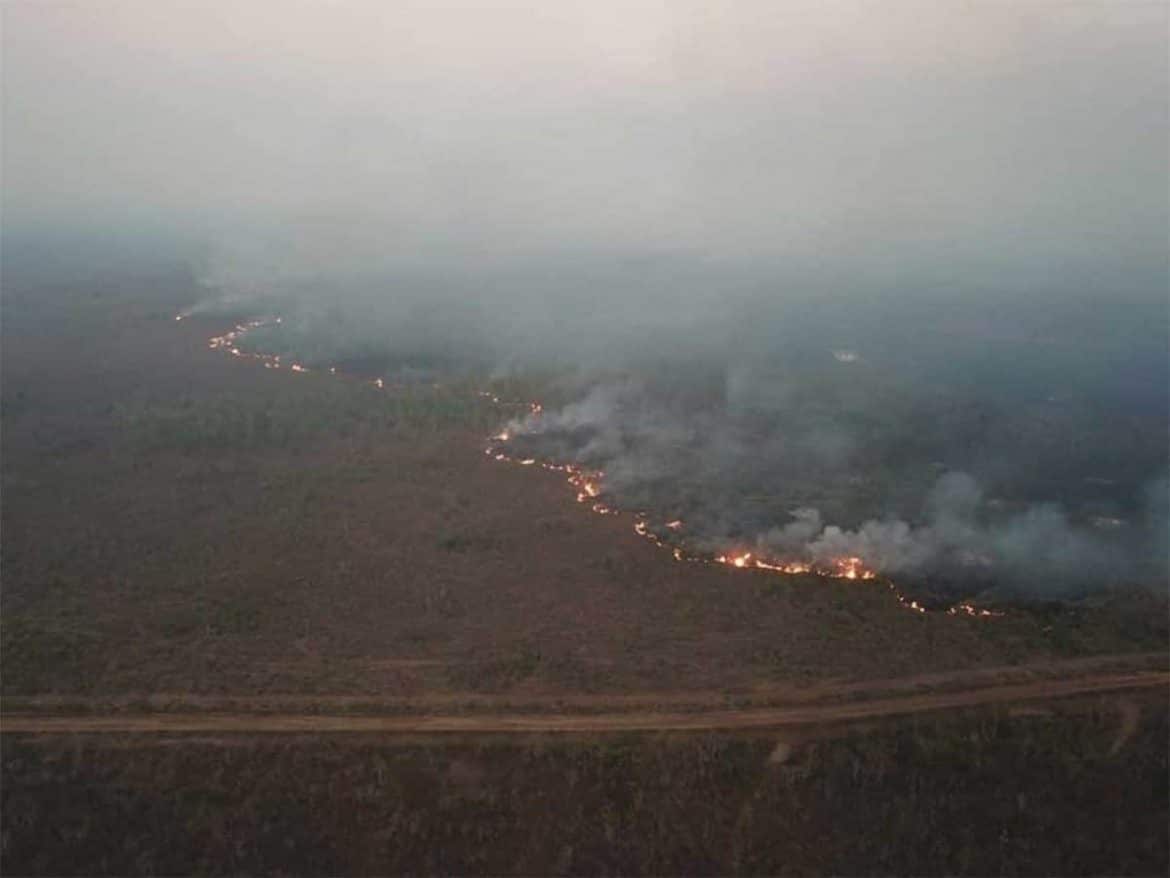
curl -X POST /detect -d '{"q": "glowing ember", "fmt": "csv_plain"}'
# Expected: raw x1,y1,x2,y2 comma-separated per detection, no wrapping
831,556,874,580
947,602,1004,618
753,559,813,574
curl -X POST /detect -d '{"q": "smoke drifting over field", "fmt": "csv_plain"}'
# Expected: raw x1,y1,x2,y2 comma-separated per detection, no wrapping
5,2,1167,595
498,377,1167,597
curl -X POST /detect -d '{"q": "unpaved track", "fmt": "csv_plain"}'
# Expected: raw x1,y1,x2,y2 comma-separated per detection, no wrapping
3,670,1165,736
5,651,1166,715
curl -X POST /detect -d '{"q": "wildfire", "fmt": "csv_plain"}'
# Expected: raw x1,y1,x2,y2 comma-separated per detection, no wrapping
831,556,875,580
479,417,996,618
753,558,813,575
206,318,287,370
565,470,606,504
192,311,1004,622
947,602,1005,618
712,551,875,579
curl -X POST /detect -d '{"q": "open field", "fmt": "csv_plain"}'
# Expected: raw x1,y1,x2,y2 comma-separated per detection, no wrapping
3,274,1167,874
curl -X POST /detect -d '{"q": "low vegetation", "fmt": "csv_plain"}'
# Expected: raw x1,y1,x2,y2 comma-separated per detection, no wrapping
3,699,1165,875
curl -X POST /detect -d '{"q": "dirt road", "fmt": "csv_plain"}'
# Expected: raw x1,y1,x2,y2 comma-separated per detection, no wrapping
3,666,1164,736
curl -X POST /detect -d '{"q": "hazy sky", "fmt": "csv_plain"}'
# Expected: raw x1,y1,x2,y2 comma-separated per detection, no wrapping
4,2,1166,591
4,0,1167,291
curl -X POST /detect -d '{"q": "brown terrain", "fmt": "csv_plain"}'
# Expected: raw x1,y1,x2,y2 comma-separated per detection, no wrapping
2,273,1167,875
3,276,1165,699
3,664,1165,734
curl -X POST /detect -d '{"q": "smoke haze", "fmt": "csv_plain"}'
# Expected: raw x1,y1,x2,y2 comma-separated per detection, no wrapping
4,1,1167,595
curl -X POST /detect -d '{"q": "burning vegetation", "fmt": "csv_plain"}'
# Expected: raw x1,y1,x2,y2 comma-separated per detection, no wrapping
195,313,1010,619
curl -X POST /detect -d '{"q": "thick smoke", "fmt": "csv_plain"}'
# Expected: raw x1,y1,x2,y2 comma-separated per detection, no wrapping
504,380,1168,597
800,474,1114,584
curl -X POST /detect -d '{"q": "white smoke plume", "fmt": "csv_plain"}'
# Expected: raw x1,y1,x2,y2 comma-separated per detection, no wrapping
507,382,1168,596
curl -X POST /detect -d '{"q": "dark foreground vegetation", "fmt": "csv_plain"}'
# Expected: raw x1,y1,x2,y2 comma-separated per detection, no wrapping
3,698,1166,876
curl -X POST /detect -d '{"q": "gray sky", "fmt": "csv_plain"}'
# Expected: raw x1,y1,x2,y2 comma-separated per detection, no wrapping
4,0,1167,289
